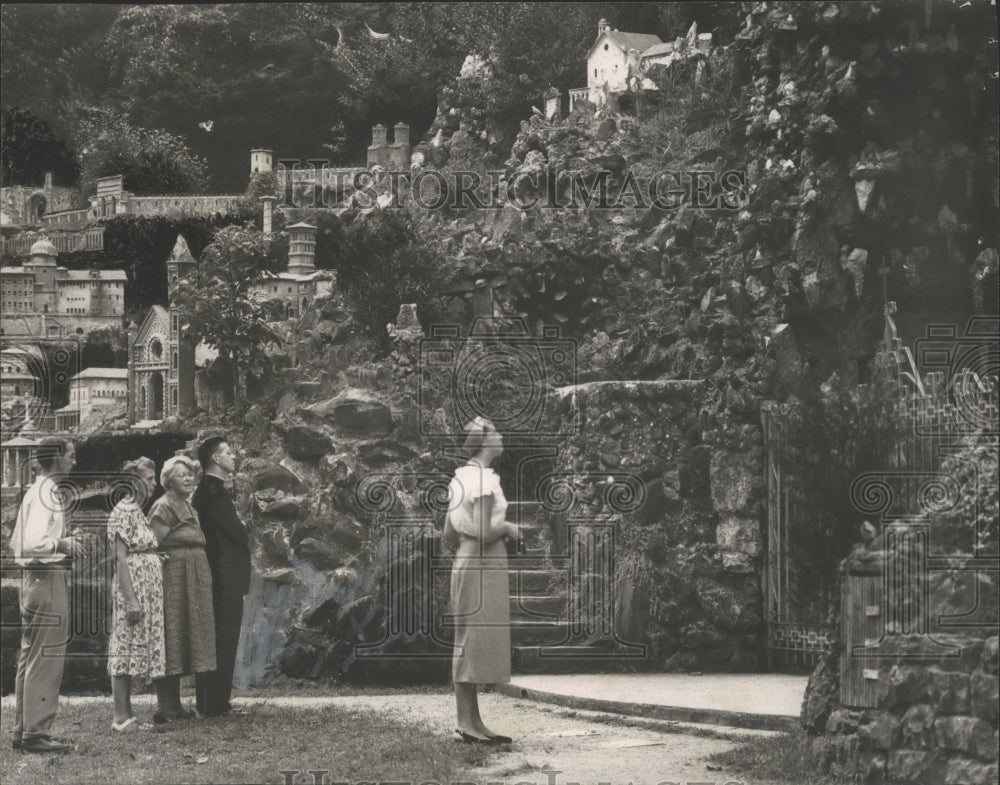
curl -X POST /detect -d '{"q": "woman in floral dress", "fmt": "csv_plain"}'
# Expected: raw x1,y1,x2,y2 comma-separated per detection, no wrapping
107,457,164,731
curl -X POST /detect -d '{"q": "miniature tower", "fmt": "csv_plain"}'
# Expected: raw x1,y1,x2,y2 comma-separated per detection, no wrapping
287,222,317,275
389,123,411,168
261,196,277,236
544,87,561,120
126,320,139,425
251,148,274,174
165,234,197,288
367,124,389,168
164,235,197,418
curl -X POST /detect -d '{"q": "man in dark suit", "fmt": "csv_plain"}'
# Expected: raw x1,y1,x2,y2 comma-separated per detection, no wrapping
192,436,250,717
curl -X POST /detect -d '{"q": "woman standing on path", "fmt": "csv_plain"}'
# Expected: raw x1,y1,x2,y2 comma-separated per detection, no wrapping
445,417,527,744
149,456,216,724
107,457,165,731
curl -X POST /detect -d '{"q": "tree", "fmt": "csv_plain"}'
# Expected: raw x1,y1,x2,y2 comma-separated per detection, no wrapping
329,210,448,351
74,107,209,196
335,4,599,136
0,5,117,124
101,4,372,190
1,108,79,187
170,224,286,415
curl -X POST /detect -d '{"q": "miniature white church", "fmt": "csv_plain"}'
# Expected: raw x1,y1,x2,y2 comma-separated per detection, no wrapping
572,18,713,109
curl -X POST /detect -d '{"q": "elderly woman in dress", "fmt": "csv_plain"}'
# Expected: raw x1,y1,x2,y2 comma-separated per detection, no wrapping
445,417,529,744
107,457,165,731
149,456,216,724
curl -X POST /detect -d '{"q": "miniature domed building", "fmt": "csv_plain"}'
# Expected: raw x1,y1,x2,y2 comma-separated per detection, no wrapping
26,237,59,266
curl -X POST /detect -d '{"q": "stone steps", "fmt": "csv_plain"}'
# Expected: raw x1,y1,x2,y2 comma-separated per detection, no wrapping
512,644,637,674
503,500,622,672
510,594,566,619
508,568,566,595
510,618,578,646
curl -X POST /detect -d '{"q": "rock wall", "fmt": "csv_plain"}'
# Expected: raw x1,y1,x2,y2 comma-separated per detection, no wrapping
803,516,999,784
551,380,764,670
818,630,998,785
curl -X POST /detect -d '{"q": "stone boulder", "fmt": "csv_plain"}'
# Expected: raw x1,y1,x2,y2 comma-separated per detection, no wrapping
294,538,343,571
934,716,997,760
263,497,304,520
695,578,762,632
303,388,393,436
716,516,762,556
900,704,937,750
280,424,336,461
252,465,304,493
709,451,760,514
857,712,901,751
887,750,946,784
326,514,367,551
358,439,418,467
319,452,357,488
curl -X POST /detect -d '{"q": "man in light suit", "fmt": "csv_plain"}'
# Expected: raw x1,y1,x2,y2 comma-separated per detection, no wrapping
192,436,251,717
11,437,82,753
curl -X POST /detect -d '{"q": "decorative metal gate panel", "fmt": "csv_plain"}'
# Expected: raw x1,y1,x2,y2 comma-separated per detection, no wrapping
763,304,999,671
762,401,836,670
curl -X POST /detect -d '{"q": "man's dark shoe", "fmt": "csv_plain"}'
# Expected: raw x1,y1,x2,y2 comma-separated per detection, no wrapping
21,737,72,753
199,704,248,717
12,735,22,750
154,707,193,724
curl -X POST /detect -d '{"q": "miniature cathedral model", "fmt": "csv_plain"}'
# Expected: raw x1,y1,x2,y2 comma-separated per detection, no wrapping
127,235,197,425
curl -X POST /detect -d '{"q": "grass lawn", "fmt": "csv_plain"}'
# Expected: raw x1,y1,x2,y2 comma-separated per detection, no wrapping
706,727,852,785
1,702,493,785
242,680,453,698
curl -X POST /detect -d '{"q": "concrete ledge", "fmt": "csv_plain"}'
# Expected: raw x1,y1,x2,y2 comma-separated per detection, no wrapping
498,680,800,732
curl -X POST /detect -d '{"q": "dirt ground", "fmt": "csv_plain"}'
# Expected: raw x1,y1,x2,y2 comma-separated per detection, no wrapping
1,690,784,785
253,691,782,785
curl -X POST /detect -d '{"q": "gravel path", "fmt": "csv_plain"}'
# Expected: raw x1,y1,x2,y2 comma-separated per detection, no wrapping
242,691,779,785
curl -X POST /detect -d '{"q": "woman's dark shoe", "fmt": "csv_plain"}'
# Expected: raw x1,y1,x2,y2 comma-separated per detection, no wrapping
486,733,513,744
453,729,492,744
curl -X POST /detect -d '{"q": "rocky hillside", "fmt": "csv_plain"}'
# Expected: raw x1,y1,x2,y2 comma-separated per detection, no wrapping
212,0,997,682
5,2,995,690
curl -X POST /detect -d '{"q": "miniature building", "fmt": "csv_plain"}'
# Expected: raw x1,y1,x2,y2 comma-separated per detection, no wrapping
0,348,41,400
571,19,712,109
366,123,411,169
1,172,74,227
287,222,317,275
0,435,38,488
249,221,333,319
54,367,128,429
251,148,274,174
544,87,561,120
0,237,127,337
128,236,198,425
